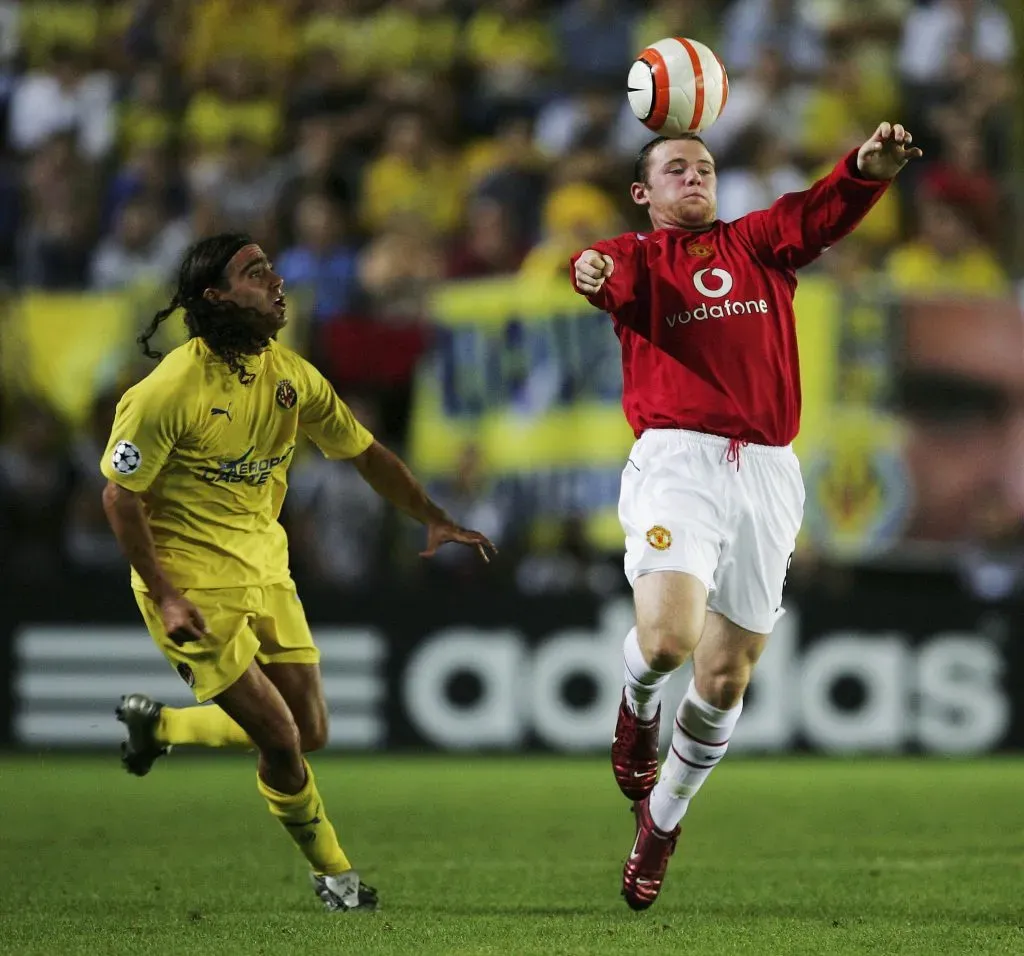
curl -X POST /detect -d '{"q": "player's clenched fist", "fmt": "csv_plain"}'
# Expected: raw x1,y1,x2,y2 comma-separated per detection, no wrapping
575,250,614,295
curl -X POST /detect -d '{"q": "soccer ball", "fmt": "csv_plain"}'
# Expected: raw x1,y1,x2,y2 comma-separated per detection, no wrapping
112,440,142,475
627,37,729,137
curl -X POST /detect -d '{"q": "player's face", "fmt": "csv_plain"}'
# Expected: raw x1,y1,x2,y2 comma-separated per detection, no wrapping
631,139,717,230
208,244,287,335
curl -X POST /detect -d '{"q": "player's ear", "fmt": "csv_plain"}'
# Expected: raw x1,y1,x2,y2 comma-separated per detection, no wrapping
203,287,223,303
630,181,650,207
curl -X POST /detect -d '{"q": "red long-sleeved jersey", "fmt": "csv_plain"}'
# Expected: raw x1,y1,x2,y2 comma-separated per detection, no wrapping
570,150,889,446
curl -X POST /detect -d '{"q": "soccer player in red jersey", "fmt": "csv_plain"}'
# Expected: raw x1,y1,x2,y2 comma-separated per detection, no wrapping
571,122,922,910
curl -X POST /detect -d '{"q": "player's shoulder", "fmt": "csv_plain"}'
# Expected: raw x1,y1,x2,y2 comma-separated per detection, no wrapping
120,340,205,407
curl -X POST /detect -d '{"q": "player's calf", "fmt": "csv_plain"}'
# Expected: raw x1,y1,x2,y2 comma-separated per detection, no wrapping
647,678,743,833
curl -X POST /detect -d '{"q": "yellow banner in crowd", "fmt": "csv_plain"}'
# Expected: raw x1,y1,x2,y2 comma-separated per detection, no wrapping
409,277,635,549
0,285,310,428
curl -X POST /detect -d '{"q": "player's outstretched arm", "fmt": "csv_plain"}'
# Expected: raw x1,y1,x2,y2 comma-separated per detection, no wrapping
101,481,207,643
742,121,923,271
351,441,498,563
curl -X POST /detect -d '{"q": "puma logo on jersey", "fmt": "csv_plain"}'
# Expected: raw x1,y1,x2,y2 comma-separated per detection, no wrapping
210,406,233,421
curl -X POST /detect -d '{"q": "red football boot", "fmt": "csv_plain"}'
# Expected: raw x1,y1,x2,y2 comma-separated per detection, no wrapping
611,691,660,800
621,796,680,911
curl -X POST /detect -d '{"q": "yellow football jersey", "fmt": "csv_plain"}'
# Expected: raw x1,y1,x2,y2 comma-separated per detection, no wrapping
100,338,373,591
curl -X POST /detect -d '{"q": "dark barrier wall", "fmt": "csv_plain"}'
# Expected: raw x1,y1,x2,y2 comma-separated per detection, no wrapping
3,569,1021,754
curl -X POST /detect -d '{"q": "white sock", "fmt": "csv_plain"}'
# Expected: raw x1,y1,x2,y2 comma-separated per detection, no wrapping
622,627,673,722
648,679,743,832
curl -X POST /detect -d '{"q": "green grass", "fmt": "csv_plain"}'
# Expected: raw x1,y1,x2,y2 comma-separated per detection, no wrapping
0,755,1023,955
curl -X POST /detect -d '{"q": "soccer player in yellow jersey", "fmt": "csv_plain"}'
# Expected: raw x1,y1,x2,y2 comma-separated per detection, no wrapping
100,233,495,913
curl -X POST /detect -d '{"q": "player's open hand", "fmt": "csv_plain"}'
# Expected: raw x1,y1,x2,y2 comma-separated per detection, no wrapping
159,593,207,644
857,123,923,180
420,520,498,564
574,250,614,295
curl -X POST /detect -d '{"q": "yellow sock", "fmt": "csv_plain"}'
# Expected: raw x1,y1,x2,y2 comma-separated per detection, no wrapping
156,705,252,748
257,759,351,876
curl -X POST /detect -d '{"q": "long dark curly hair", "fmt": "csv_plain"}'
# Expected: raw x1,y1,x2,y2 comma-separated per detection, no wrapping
138,233,269,384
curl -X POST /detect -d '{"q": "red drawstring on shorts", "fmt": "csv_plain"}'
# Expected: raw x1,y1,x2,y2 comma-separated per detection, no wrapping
726,438,748,471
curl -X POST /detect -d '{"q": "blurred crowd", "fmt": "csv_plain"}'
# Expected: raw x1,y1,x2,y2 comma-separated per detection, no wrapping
0,0,1020,597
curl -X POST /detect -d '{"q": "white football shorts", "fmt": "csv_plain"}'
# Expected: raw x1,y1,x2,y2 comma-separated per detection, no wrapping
619,428,805,634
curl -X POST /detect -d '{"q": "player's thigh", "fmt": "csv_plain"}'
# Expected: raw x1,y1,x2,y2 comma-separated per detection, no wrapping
250,582,326,750
261,663,328,752
691,610,768,706
619,433,724,608
633,570,710,663
213,658,301,754
708,452,804,635
134,587,261,703
251,581,320,667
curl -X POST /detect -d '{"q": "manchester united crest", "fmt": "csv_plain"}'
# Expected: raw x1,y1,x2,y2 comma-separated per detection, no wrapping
687,241,714,258
275,379,297,410
645,525,672,551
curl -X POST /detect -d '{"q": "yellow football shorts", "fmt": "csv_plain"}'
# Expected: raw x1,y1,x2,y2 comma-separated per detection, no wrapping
135,580,320,702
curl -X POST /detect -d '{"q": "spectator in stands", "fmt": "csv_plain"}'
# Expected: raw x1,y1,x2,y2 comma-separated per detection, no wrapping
278,112,358,240
103,144,188,236
464,0,557,118
632,0,719,58
917,121,1002,248
358,219,445,320
700,48,805,160
799,46,897,166
89,194,190,291
0,397,74,581
359,110,462,236
183,0,297,85
555,0,635,84
462,109,548,242
884,194,1009,298
447,197,528,279
277,192,360,322
715,126,804,223
534,76,648,163
117,63,177,156
8,43,114,159
183,56,282,164
899,0,1013,89
18,178,94,289
720,0,824,77
518,163,623,281
193,133,289,242
365,0,461,75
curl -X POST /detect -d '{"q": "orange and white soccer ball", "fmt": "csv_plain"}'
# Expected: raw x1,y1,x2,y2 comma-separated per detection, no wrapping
627,37,729,136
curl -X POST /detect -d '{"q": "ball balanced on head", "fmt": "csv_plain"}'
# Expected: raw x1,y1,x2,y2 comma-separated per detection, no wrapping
628,37,729,137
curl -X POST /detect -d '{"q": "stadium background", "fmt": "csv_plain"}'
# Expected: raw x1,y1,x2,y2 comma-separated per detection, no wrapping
0,0,1021,756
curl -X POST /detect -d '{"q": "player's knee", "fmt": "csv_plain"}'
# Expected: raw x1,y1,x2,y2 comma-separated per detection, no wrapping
254,714,303,762
696,663,751,710
299,718,328,753
640,622,701,671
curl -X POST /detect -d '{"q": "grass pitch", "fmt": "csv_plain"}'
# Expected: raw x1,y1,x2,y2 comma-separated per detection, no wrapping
0,755,1022,955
